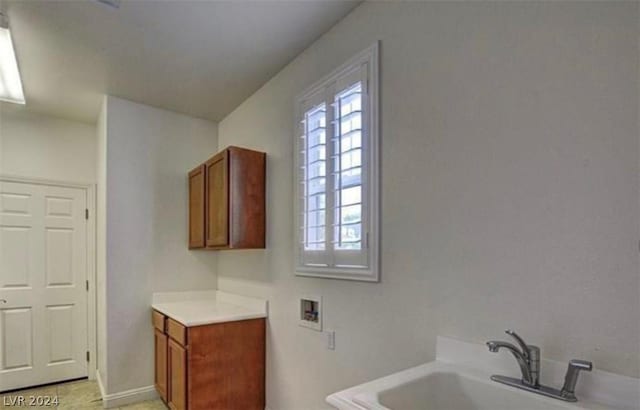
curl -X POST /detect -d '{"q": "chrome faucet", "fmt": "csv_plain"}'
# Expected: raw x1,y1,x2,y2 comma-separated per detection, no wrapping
487,329,592,402
487,329,540,387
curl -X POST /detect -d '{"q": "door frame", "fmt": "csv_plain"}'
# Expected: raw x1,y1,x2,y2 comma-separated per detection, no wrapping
0,174,97,381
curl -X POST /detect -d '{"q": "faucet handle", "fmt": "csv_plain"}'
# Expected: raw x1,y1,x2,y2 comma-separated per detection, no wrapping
561,359,593,401
505,329,531,359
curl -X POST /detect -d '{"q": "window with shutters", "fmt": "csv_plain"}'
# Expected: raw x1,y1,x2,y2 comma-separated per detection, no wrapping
294,43,379,282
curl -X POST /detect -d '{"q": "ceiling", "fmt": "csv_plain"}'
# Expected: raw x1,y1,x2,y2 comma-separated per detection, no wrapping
2,0,360,123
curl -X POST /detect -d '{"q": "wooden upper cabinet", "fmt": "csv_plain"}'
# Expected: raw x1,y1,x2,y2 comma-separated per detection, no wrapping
188,165,206,249
189,146,265,250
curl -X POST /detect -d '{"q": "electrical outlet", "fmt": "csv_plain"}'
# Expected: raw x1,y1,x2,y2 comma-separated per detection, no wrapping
326,330,335,350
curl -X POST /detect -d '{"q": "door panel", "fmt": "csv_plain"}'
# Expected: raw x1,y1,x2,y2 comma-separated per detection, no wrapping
168,338,187,410
45,228,74,287
0,180,88,392
45,197,73,217
0,307,33,370
188,165,206,249
205,151,228,248
47,304,74,364
0,227,31,288
155,329,168,402
0,192,31,214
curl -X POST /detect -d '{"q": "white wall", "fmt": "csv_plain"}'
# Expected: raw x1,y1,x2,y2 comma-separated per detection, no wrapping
0,104,96,183
216,2,640,409
97,96,218,395
0,102,102,383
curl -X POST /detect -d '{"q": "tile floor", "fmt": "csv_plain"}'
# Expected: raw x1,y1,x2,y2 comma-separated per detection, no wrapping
0,379,166,410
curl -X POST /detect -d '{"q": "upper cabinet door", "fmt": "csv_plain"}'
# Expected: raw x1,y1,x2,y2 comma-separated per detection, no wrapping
188,165,206,249
205,151,229,248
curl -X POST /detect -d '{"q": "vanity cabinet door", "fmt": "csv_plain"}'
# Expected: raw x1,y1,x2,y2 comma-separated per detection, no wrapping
205,151,229,248
168,338,187,410
154,329,168,402
188,165,206,249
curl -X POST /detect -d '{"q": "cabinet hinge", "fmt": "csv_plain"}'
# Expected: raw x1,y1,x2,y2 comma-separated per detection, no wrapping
86,351,90,362
85,209,89,220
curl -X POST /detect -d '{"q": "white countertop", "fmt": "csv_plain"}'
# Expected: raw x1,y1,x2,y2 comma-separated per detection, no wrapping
151,290,268,327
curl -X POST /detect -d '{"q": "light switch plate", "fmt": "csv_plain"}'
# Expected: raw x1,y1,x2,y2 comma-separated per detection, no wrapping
326,330,335,350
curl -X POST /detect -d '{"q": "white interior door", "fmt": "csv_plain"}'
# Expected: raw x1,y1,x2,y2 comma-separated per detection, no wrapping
0,180,88,392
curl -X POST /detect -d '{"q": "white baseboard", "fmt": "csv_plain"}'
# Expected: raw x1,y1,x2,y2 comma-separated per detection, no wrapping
102,385,158,408
95,371,158,409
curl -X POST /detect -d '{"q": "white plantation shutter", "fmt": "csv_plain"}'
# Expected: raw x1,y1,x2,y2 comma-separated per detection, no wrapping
332,67,367,268
295,43,379,282
299,89,329,267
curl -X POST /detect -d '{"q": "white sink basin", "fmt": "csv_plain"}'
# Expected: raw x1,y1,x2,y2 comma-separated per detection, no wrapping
348,362,597,410
326,337,640,410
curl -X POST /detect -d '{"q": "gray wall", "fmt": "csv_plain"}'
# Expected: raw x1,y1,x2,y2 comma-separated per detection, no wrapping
215,2,640,409
97,96,219,394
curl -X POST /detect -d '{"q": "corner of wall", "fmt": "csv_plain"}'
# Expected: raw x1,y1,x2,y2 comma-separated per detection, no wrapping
99,96,219,397
96,95,109,393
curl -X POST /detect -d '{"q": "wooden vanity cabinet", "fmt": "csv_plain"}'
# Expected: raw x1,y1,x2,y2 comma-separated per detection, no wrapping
152,311,266,410
189,146,266,250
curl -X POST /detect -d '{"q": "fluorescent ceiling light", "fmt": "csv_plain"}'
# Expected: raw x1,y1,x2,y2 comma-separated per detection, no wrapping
0,13,25,105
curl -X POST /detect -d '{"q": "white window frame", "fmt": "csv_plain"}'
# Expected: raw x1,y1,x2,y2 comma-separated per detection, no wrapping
293,42,380,282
